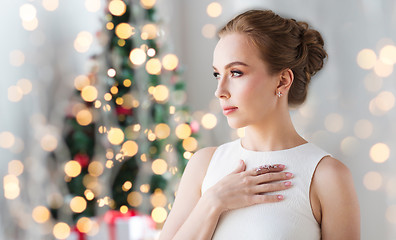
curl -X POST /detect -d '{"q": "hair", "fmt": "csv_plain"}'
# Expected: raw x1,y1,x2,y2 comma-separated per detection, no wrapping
218,9,327,106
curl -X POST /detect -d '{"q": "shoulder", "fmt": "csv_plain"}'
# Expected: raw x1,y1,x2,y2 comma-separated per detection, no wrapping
311,157,360,238
182,146,218,183
314,156,352,181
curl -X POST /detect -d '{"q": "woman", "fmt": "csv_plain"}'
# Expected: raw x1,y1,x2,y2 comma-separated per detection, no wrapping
160,9,360,240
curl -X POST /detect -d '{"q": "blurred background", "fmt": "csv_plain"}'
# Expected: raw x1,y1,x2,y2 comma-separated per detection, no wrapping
1,0,395,239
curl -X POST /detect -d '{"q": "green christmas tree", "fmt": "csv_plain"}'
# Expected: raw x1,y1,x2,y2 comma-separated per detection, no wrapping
52,0,202,234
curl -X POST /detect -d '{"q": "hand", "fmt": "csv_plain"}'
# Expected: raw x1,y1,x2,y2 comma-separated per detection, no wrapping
204,160,293,213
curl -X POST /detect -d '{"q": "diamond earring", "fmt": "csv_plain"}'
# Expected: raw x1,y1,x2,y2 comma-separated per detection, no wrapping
277,92,283,98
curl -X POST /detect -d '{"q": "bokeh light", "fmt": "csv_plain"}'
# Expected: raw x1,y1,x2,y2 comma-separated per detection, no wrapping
85,0,101,12
151,207,167,223
42,0,59,11
202,24,216,39
370,143,390,163
375,91,395,112
8,85,23,102
32,206,50,223
141,24,157,40
129,48,147,65
115,23,135,39
324,113,343,133
374,60,393,77
107,127,125,145
386,205,396,224
122,181,132,191
17,78,33,95
70,196,87,213
155,123,171,139
121,140,138,157
108,0,127,16
145,58,162,75
64,161,82,178
88,161,104,177
379,45,396,65
76,109,93,126
81,86,98,102
8,160,24,176
9,50,25,67
152,159,167,175
74,31,93,53
19,4,37,21
162,54,179,71
3,174,20,199
357,48,376,69
40,134,58,151
201,113,217,129
76,217,92,234
206,2,222,18
237,128,245,138
175,124,191,139
363,171,383,191
127,192,143,207
0,131,15,149
182,137,198,151
22,18,39,31
153,85,169,102
74,75,90,90
140,0,156,9
53,222,70,240
150,189,167,207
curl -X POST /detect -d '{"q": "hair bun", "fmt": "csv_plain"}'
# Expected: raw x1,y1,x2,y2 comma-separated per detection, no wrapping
297,21,327,78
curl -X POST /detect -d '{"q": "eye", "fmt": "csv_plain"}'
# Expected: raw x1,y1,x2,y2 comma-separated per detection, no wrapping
230,70,243,77
213,72,220,79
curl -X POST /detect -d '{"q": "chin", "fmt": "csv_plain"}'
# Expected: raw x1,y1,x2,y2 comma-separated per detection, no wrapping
226,118,248,129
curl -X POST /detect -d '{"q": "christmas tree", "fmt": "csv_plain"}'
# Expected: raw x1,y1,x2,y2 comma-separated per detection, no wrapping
52,0,202,236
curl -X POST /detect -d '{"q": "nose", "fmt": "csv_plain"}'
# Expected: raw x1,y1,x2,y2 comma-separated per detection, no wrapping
214,77,230,99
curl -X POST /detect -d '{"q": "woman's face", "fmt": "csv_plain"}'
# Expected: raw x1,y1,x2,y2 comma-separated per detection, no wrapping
213,33,280,129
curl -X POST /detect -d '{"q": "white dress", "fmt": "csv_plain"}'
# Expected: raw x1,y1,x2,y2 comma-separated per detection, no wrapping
201,138,331,240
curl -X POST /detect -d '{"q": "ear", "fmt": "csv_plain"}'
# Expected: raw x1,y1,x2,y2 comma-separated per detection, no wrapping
276,69,294,94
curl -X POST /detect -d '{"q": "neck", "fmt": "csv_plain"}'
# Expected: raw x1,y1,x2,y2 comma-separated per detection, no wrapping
241,108,307,152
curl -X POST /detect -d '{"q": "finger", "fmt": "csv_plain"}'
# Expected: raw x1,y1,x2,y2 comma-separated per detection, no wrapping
232,160,246,174
250,194,284,204
252,180,293,194
247,164,285,176
253,171,293,184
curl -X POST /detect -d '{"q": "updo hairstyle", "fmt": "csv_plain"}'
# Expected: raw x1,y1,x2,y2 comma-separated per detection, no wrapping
218,10,327,106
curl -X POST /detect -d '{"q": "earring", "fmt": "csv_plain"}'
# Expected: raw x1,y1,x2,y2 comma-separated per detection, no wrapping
277,92,283,98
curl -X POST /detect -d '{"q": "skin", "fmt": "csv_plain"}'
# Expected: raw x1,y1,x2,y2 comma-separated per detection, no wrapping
160,33,360,240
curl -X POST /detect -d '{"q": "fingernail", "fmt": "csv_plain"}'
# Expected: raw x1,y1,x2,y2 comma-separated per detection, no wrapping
284,181,292,186
286,172,293,178
279,164,285,169
277,195,284,200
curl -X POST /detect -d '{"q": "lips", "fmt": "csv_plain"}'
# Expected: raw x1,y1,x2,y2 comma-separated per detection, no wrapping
222,106,238,115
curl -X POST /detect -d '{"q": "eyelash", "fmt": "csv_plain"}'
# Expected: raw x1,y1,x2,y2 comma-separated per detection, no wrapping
213,70,243,79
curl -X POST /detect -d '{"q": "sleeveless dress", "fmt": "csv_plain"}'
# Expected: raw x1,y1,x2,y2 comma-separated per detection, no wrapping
201,138,331,240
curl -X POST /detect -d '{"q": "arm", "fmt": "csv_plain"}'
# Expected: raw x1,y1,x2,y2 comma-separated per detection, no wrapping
159,147,218,240
312,156,360,240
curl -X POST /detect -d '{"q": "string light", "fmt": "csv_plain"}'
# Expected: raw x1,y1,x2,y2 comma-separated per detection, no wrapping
357,48,376,70
206,2,222,18
108,0,127,16
53,222,70,240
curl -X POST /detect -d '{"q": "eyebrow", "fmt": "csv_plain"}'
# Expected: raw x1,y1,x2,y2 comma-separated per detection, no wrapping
213,61,249,71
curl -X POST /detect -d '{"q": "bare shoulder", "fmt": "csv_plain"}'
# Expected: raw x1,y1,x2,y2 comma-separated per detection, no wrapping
314,156,352,181
184,146,218,178
312,156,355,197
312,157,360,238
